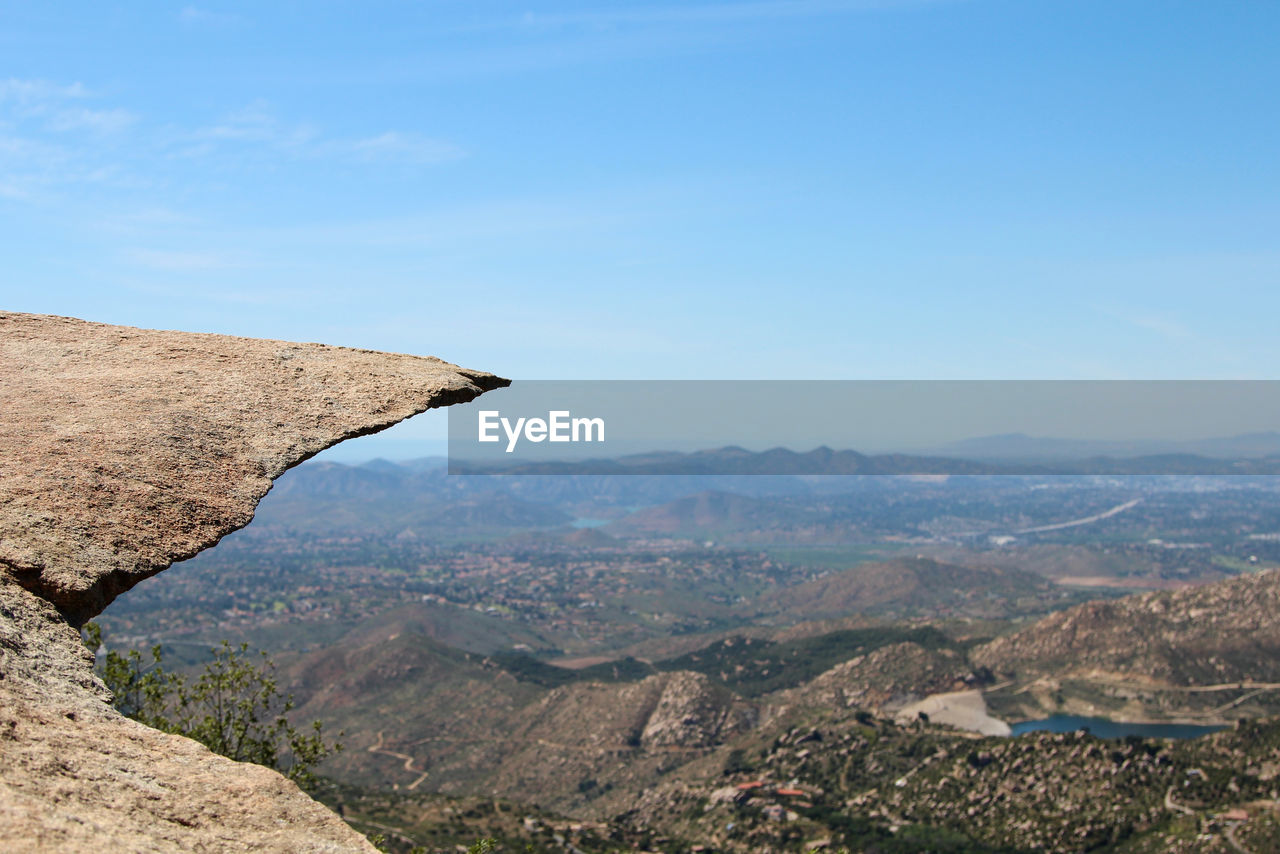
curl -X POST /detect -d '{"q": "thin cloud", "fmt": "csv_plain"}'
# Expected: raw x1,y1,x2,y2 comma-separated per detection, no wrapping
412,0,965,81
124,248,242,272
1128,313,1194,341
0,81,463,219
46,107,136,135
0,132,103,199
0,181,31,201
0,78,89,103
186,102,463,166
265,197,631,249
178,6,242,27
462,0,953,32
193,100,317,146
345,132,465,165
0,78,132,137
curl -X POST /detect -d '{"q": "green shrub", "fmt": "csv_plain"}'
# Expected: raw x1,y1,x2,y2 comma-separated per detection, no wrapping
83,623,341,790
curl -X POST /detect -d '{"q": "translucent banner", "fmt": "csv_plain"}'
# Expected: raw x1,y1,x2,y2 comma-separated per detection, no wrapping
447,381,1280,475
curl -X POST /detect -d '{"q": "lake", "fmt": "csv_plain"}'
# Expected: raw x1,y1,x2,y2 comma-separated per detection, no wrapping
1010,715,1226,740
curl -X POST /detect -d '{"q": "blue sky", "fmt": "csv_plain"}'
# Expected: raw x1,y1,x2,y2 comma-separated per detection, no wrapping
2,1,1279,452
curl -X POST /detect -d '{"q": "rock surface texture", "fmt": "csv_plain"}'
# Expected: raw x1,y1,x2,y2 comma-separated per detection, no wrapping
0,311,508,852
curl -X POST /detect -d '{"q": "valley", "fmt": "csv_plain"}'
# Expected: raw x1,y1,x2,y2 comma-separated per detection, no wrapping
91,458,1280,851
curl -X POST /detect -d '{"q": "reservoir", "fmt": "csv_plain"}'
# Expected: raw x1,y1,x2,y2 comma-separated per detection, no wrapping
1011,715,1226,740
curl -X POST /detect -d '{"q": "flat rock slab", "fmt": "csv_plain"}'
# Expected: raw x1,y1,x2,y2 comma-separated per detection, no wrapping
0,311,507,852
0,311,507,623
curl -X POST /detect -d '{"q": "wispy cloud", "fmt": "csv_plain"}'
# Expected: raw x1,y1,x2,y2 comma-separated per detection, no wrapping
265,196,633,250
0,127,136,201
459,0,952,32
190,99,317,147
0,78,89,103
0,77,466,262
344,131,465,165
183,101,463,166
178,6,243,27
121,278,310,306
1127,313,1194,341
123,248,242,272
0,181,31,201
45,106,136,134
408,0,964,81
7,85,465,193
0,77,134,136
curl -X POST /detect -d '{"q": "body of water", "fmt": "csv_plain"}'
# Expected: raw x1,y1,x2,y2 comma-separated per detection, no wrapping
1011,715,1225,740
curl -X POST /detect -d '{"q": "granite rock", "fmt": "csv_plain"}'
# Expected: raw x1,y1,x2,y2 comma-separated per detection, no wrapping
0,312,507,852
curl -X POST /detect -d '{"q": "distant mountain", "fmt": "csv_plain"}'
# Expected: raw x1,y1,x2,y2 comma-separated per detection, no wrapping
934,430,1280,461
452,442,1280,475
266,457,1280,528
452,444,1008,475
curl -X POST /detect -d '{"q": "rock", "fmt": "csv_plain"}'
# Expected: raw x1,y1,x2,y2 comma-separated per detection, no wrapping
0,312,507,852
640,671,741,749
0,576,378,852
0,311,506,624
709,786,744,805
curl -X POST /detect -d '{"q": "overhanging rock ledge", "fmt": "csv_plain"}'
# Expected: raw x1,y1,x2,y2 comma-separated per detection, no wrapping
0,311,508,852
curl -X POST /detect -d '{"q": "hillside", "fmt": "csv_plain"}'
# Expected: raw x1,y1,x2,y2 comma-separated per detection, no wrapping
263,565,1280,848
974,568,1280,721
974,568,1280,684
763,556,1063,620
282,615,977,814
617,712,1280,853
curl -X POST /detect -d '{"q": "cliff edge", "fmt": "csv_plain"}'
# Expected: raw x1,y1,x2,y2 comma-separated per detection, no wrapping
0,311,508,852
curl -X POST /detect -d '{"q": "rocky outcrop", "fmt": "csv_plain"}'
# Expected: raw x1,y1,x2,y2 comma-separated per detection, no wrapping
0,312,506,624
639,670,744,749
972,568,1280,685
771,641,971,715
0,312,507,852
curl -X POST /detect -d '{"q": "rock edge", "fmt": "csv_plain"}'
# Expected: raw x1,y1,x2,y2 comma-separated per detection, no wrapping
0,311,508,852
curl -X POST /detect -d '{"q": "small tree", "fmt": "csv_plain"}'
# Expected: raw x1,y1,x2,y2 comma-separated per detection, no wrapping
83,624,341,790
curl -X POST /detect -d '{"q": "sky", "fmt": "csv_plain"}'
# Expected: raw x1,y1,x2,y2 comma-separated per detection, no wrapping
2,1,1278,452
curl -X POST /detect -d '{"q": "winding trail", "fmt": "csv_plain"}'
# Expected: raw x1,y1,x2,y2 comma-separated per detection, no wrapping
368,730,430,791
1164,786,1194,816
1224,820,1253,854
